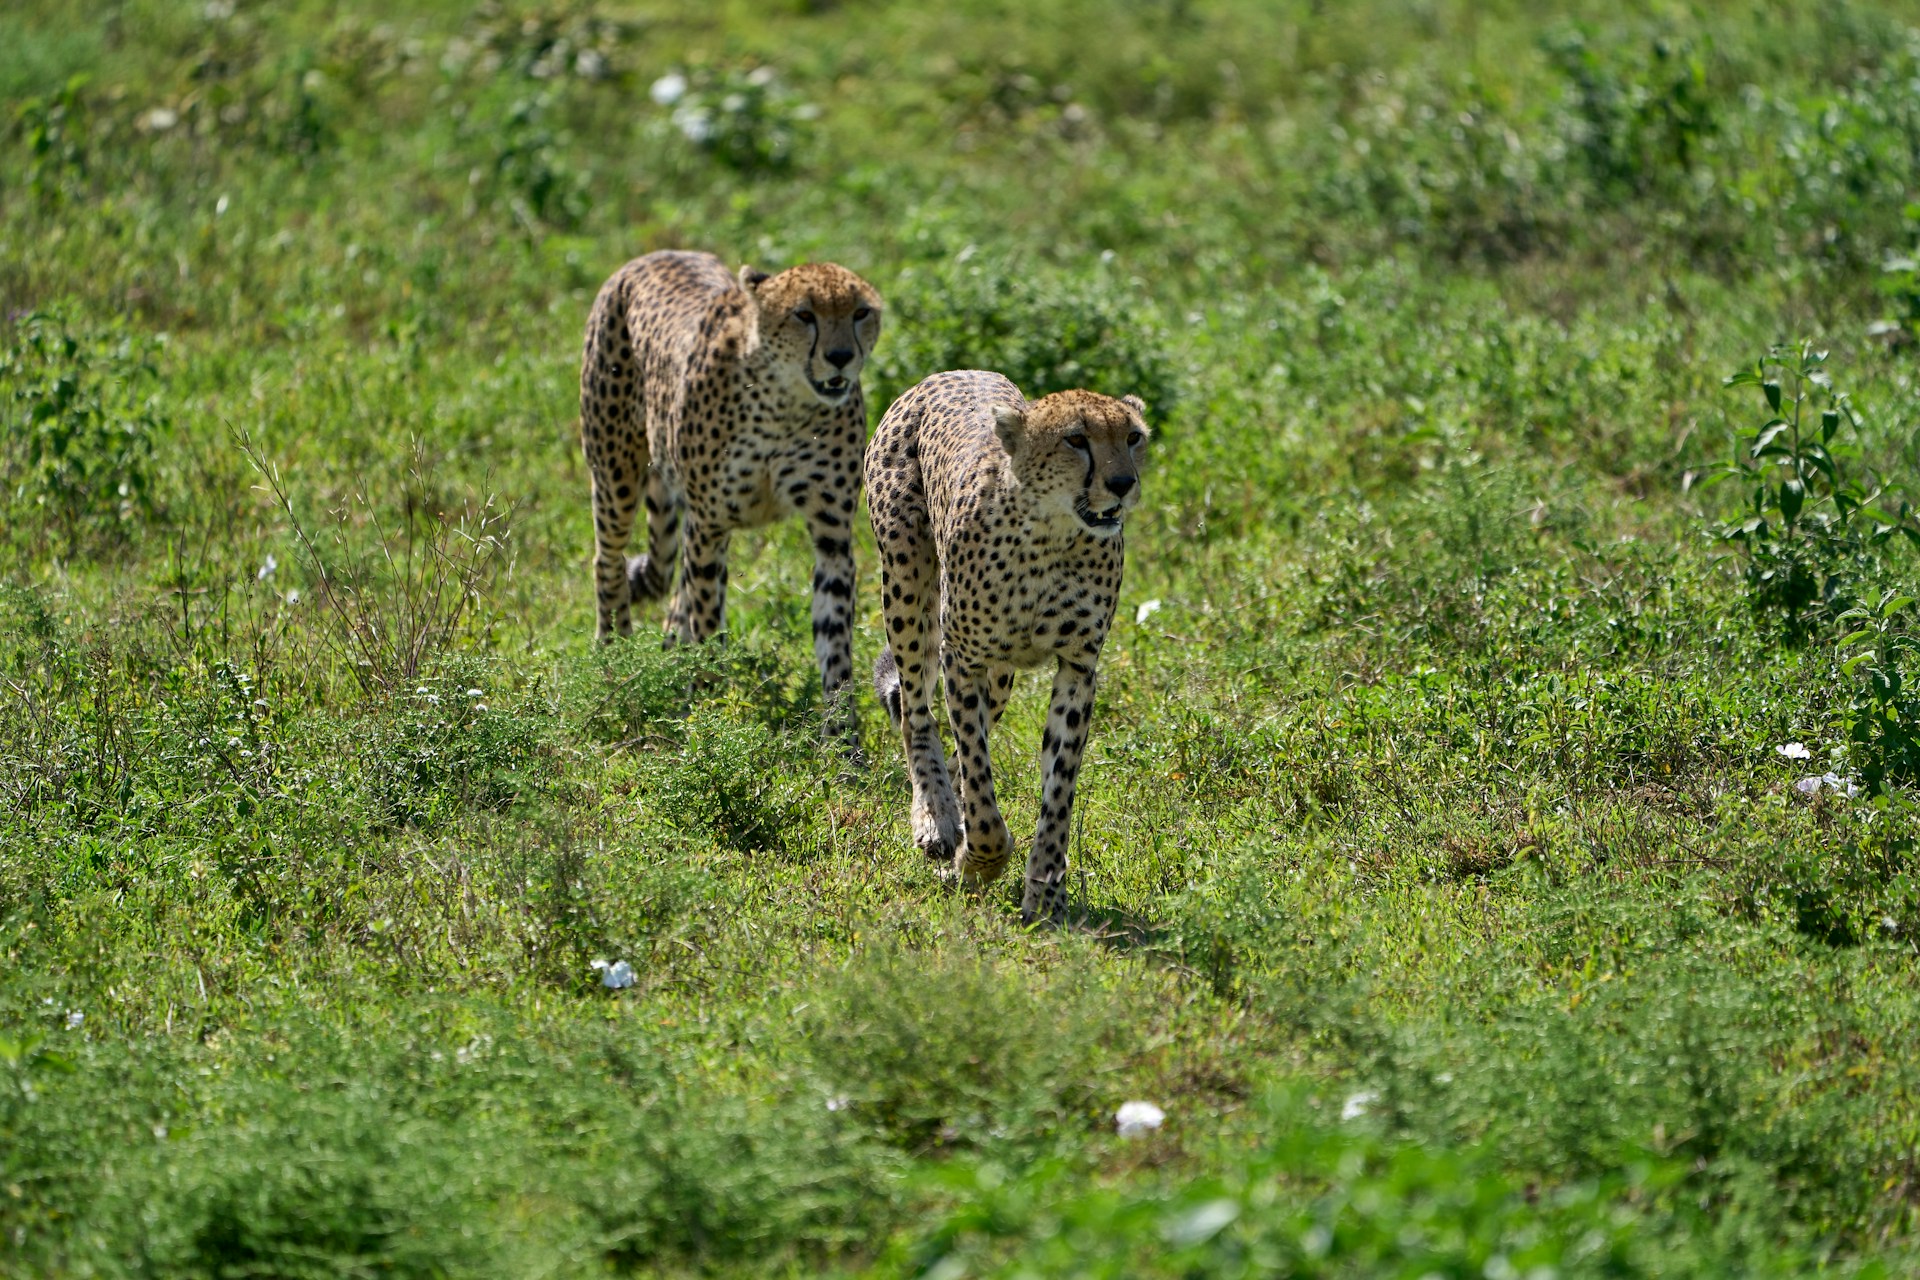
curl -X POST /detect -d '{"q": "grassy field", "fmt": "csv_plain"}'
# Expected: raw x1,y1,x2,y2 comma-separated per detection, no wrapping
5,0,1920,1274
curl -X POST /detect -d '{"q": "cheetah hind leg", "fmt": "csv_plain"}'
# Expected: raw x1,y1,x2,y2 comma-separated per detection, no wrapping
875,646,962,871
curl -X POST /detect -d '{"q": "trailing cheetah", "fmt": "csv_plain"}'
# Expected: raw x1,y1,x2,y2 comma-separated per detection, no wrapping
580,250,882,724
867,370,1149,924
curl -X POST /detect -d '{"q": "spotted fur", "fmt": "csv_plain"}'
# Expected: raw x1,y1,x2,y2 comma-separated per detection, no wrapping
868,370,1149,924
580,250,882,727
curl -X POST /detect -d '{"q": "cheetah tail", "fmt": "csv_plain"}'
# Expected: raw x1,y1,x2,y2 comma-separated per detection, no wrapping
873,647,902,729
626,553,671,603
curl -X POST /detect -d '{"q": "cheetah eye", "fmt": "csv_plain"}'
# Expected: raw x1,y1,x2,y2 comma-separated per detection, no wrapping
1127,430,1144,447
1065,433,1090,451
794,309,817,325
852,307,872,322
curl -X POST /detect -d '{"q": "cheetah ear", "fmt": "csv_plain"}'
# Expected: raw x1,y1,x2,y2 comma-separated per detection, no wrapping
739,264,771,289
1121,394,1147,416
991,405,1027,455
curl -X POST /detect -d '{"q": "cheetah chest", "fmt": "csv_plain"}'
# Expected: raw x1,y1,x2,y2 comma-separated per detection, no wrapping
706,420,822,528
943,529,1117,668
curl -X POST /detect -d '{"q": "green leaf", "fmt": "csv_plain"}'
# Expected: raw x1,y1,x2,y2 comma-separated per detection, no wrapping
1778,479,1804,522
1763,380,1782,412
1751,421,1791,455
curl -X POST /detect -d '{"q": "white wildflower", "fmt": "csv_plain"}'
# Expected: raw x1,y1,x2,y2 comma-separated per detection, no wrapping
825,1095,851,1112
256,553,277,580
649,72,688,106
65,1010,84,1029
139,107,179,132
673,107,714,144
746,65,777,87
1135,598,1163,625
1775,742,1811,760
1795,772,1861,798
1115,1100,1165,1136
1341,1089,1378,1121
591,959,636,989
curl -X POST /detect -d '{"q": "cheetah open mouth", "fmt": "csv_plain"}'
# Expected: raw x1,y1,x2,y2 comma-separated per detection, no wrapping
811,375,852,401
1075,500,1126,534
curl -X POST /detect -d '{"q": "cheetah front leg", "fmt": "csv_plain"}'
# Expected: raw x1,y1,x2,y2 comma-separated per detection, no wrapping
802,494,859,746
1021,658,1097,926
944,650,1015,889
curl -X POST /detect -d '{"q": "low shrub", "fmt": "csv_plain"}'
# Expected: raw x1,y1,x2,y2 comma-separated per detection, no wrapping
803,949,1137,1153
1,310,166,557
869,249,1181,417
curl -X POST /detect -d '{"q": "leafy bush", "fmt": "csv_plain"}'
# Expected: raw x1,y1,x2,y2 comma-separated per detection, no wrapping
1700,344,1919,632
637,704,820,854
573,1084,897,1269
451,3,632,83
13,73,89,203
1836,589,1920,792
1874,204,1920,346
130,1090,491,1280
649,63,815,172
18,1019,899,1278
911,1088,1883,1280
803,950,1135,1153
1387,951,1878,1237
1544,29,1717,200
477,89,593,231
358,665,550,831
868,249,1181,415
559,637,725,749
1,311,165,556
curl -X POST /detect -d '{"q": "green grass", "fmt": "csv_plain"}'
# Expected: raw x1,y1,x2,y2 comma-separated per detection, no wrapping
5,1,1920,1275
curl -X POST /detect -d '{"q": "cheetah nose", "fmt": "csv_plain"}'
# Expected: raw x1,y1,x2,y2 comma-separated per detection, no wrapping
824,348,855,370
1104,474,1137,498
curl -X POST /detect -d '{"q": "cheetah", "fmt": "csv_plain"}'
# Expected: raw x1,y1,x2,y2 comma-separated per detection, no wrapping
580,250,882,724
867,369,1149,924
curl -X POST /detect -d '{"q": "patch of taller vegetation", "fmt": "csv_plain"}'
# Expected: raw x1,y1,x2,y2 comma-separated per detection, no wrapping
870,249,1180,414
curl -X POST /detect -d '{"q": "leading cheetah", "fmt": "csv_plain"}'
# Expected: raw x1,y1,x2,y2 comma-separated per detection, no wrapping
580,250,882,724
867,370,1150,924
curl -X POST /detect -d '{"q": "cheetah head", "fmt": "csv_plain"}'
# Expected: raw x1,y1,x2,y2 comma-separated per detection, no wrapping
992,389,1150,539
739,262,883,406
